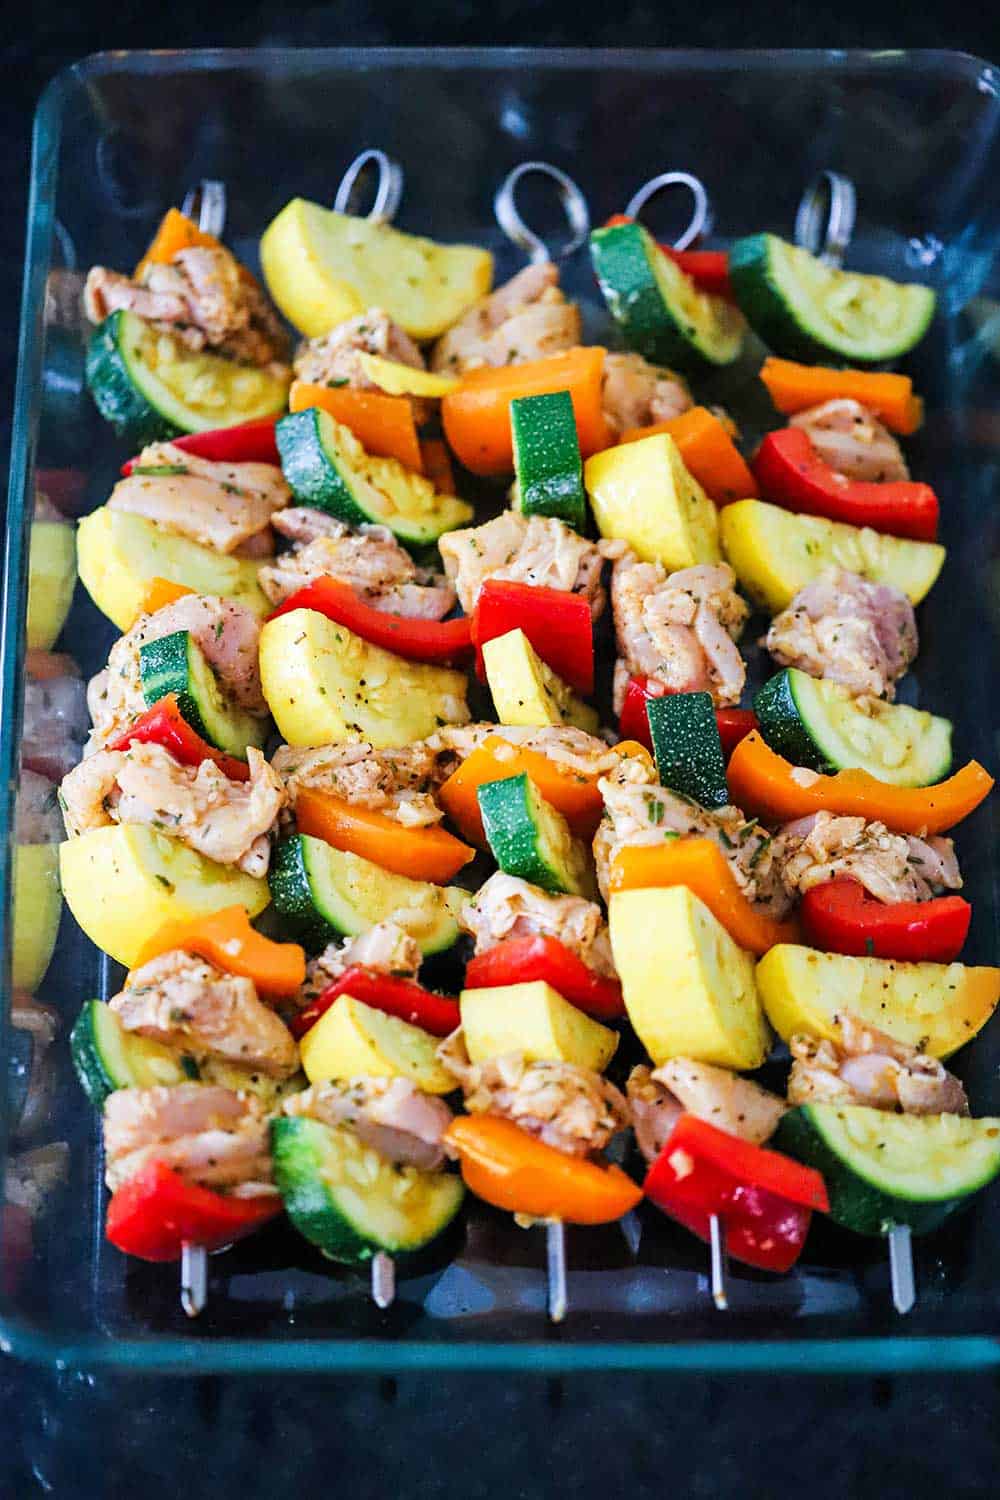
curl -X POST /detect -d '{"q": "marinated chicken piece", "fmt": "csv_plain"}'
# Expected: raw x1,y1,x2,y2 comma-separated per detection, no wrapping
111,950,298,1078
58,749,124,837
103,1084,277,1196
789,1014,969,1116
611,552,748,712
108,442,290,556
23,656,88,782
259,507,456,617
627,1060,787,1165
593,754,790,914
294,307,424,386
601,352,693,438
272,741,444,828
764,568,918,701
85,244,290,368
16,768,64,844
790,399,909,483
772,811,961,905
439,511,611,619
299,921,423,1008
424,722,622,783
430,263,581,375
86,594,267,751
438,1032,629,1158
460,872,617,978
284,1077,453,1171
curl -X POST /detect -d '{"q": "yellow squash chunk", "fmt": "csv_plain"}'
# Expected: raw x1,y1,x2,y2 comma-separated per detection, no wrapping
299,994,454,1094
719,499,945,613
12,844,61,991
482,629,599,733
610,886,769,1068
27,523,76,650
357,352,460,398
584,433,720,569
459,980,618,1072
59,825,269,968
260,198,493,340
260,608,469,748
77,506,269,630
756,944,1000,1059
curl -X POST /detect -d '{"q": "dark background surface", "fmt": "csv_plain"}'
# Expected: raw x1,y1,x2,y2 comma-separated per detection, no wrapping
4,6,1000,1497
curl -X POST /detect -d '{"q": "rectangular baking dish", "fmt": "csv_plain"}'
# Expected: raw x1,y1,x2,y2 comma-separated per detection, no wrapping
5,47,1000,1374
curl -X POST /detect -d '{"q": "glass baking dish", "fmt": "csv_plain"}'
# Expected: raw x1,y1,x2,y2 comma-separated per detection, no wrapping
5,46,1000,1375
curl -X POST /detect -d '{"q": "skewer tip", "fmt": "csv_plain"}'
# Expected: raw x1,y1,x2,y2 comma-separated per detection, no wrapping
546,1218,568,1324
371,1250,396,1310
709,1214,729,1311
888,1223,916,1316
180,1242,208,1319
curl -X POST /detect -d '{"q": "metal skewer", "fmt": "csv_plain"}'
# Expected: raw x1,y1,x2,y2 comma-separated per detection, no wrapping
546,1218,568,1323
494,161,591,265
180,1241,208,1319
181,178,228,238
371,1249,397,1309
334,149,404,223
709,1213,729,1311
623,171,712,251
794,169,856,267
888,1223,916,1315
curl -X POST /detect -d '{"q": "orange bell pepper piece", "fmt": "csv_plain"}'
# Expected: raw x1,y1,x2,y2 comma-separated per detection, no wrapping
294,785,475,884
445,1115,642,1225
289,382,424,473
727,732,994,836
133,906,305,999
608,839,800,955
136,577,196,622
758,358,924,436
419,438,457,495
619,406,758,504
135,208,222,279
441,347,612,475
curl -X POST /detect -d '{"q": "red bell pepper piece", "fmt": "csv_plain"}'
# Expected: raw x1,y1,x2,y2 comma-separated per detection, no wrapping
800,878,972,964
463,934,625,1021
471,580,594,695
267,576,473,665
290,965,461,1040
105,1160,281,1262
108,694,251,782
644,1114,828,1274
605,215,734,300
618,675,757,761
752,427,939,542
121,417,280,475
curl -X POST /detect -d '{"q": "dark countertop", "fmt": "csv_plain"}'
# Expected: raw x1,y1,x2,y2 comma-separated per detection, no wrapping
4,11,1000,1496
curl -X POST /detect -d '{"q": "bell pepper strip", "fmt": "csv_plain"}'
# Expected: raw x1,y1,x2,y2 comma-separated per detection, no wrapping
609,840,801,956
800,879,971,964
289,381,423,472
133,905,306,999
472,580,594,695
121,417,282,475
464,935,625,1021
105,1160,281,1262
759,357,924,436
752,427,939,542
419,438,457,495
134,207,221,279
135,577,196,620
618,675,757,761
619,407,758,504
267,576,473,665
643,1113,828,1273
294,785,476,884
108,694,251,782
604,215,734,299
441,347,612,476
444,1115,642,1225
290,965,460,1040
727,731,994,836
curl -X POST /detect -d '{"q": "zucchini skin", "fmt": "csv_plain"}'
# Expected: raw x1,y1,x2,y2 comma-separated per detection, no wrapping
647,692,729,809
512,391,587,533
271,1116,376,1266
268,836,335,952
139,631,213,744
478,773,564,893
729,234,821,364
86,312,180,447
276,408,371,530
70,1003,118,1107
752,670,829,772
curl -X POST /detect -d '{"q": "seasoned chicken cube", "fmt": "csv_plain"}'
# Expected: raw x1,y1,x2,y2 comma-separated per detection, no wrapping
600,352,693,438
271,741,445,828
627,1060,787,1165
788,1013,969,1116
294,306,425,386
284,1077,453,1171
430,263,581,375
764,568,918,700
439,510,611,618
771,811,961,905
790,398,909,483
299,921,423,1009
104,1084,278,1196
460,872,616,977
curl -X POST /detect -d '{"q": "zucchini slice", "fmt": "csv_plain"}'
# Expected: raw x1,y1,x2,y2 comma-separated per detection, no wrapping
511,390,587,532
477,772,594,897
754,668,953,785
138,629,269,758
268,835,466,955
271,1114,465,1265
646,692,728,809
589,222,745,370
276,408,472,544
729,234,936,364
86,310,290,446
775,1104,1000,1236
70,1000,191,1106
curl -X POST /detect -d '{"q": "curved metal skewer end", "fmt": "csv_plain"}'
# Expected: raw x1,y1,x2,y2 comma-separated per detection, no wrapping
494,161,591,265
546,1218,568,1323
624,171,711,251
334,150,404,224
180,179,228,239
709,1213,729,1311
888,1223,916,1315
371,1250,396,1309
180,1241,208,1319
794,170,857,268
